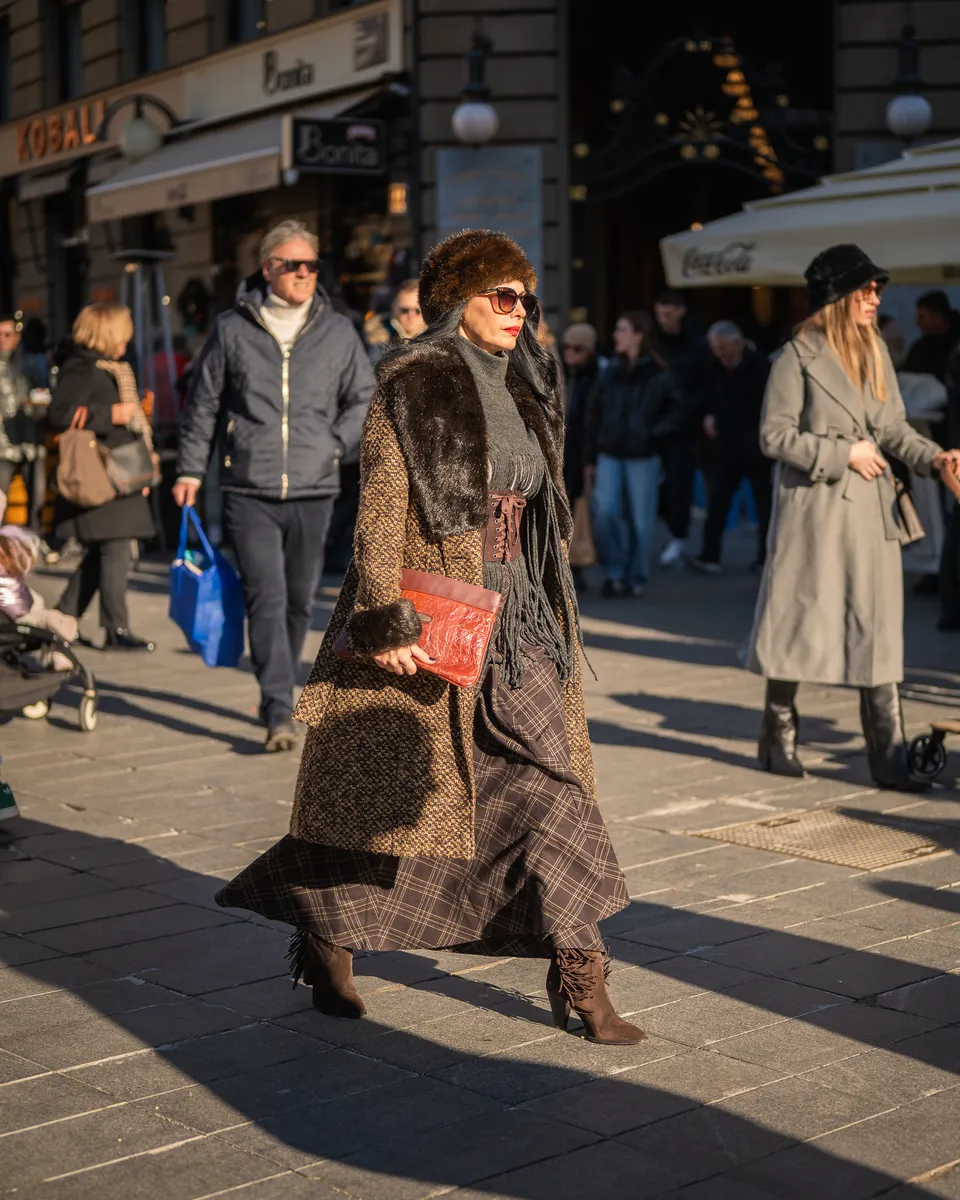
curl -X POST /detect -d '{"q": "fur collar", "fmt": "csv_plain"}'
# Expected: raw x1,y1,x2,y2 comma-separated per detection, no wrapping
377,339,569,543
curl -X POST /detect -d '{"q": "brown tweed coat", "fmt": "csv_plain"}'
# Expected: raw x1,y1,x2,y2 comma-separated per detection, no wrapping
291,339,596,859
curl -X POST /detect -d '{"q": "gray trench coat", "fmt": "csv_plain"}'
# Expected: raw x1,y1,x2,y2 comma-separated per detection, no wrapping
747,330,940,687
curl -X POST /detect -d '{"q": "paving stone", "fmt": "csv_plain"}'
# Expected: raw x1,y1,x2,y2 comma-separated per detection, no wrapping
22,901,236,955
799,1046,960,1108
302,1110,599,1199
521,1047,782,1136
217,1074,501,1169
0,956,114,1000
198,977,312,1020
447,1139,686,1200
4,998,248,1069
2,887,180,936
0,976,187,1038
16,1133,283,1200
0,1071,114,1134
2,1103,193,1188
779,947,944,998
708,1000,938,1074
431,1029,684,1104
713,1074,899,1139
81,920,287,993
876,972,960,1021
0,937,61,967
0,1047,47,1083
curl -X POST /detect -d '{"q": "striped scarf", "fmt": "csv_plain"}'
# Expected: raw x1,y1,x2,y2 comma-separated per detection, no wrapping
95,359,154,449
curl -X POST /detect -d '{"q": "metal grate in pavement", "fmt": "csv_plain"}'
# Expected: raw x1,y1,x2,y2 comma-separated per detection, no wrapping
691,806,959,870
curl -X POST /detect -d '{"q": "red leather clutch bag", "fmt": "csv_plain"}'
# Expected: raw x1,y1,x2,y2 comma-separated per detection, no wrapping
333,568,502,688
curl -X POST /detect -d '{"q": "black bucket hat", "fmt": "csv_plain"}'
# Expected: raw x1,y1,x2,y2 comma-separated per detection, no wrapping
804,244,889,312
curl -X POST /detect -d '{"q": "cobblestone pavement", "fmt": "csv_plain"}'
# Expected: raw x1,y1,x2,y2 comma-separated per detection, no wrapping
2,531,959,1199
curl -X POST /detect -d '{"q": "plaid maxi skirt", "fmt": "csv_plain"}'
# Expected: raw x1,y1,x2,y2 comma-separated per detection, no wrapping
215,646,629,957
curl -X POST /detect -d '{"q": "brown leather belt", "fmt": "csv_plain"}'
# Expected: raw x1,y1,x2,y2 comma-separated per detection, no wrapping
484,490,527,563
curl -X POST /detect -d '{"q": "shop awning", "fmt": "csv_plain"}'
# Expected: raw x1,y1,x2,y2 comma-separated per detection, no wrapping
659,137,960,288
85,90,378,223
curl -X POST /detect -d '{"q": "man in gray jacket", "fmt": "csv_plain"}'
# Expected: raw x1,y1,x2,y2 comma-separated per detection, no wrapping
174,220,375,752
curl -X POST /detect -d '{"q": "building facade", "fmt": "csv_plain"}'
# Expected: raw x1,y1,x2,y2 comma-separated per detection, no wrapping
0,0,569,349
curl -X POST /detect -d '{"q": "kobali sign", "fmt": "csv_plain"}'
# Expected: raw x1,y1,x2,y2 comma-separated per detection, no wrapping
16,100,105,164
680,240,756,279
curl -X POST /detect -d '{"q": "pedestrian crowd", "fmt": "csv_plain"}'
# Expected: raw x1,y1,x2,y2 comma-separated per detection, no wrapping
3,222,960,1051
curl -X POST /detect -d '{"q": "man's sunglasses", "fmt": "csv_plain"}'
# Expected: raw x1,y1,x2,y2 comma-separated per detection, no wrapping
479,287,540,315
268,258,321,275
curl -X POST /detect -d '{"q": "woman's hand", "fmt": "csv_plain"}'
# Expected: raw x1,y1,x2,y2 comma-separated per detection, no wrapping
111,401,138,426
372,643,434,676
848,439,887,480
933,449,960,475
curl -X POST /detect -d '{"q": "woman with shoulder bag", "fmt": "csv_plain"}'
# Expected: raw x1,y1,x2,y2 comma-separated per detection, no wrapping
216,230,643,1045
48,303,156,651
747,244,960,789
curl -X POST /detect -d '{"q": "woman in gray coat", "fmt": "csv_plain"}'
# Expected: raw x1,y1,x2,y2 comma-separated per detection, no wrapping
748,244,960,790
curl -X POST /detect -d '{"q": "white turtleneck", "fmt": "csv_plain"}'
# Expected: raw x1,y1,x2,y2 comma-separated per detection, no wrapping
260,289,312,350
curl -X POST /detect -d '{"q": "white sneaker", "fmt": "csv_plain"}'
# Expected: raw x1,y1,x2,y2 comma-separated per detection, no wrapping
659,538,686,568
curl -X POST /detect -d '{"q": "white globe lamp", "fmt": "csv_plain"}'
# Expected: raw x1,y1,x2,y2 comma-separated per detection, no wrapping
452,100,499,147
119,114,164,161
885,93,933,141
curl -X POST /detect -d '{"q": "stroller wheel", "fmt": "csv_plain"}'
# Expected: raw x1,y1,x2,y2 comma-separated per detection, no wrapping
908,733,947,780
22,698,51,720
78,693,98,733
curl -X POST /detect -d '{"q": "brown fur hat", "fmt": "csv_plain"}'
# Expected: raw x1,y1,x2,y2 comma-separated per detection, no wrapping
418,229,537,326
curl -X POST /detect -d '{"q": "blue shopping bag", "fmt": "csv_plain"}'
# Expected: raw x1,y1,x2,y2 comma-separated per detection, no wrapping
169,507,245,668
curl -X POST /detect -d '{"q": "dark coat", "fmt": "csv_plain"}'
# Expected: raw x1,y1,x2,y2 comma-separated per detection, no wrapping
704,346,771,462
902,314,960,382
563,356,600,500
291,339,593,859
177,276,375,500
656,313,712,433
585,355,680,463
47,348,155,544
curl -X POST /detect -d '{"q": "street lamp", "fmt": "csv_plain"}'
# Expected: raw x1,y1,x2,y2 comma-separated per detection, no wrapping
451,26,499,146
885,24,932,142
96,93,182,161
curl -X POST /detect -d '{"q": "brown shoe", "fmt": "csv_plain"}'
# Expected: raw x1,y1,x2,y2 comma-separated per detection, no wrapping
546,947,645,1045
288,930,366,1018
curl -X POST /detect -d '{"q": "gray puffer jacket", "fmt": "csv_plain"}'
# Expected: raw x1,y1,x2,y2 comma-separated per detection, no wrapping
177,277,375,500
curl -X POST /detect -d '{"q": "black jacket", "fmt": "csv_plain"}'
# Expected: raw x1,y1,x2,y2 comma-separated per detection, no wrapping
704,346,771,461
563,355,601,499
656,313,712,434
903,315,960,382
585,355,681,463
177,277,375,500
47,346,155,544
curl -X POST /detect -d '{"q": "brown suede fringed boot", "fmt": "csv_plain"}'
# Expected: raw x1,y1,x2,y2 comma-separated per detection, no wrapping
288,929,366,1018
546,947,645,1045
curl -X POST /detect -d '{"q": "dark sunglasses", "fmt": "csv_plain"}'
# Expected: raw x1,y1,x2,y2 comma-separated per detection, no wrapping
397,305,421,316
269,258,321,275
479,287,539,315
860,280,884,299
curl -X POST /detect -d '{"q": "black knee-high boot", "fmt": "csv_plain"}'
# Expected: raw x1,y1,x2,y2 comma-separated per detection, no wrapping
859,684,929,792
758,679,806,777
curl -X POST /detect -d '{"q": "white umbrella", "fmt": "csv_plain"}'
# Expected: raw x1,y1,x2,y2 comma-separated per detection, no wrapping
660,137,960,288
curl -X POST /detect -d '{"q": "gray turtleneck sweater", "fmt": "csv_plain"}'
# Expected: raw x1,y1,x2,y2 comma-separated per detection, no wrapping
455,335,577,686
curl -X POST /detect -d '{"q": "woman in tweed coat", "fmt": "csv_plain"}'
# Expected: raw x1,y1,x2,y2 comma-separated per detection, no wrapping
217,230,642,1046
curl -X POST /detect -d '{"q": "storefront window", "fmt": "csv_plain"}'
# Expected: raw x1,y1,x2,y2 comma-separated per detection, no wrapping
228,0,265,44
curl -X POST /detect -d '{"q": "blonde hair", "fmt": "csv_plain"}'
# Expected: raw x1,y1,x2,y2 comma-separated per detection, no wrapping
72,303,134,359
801,294,889,403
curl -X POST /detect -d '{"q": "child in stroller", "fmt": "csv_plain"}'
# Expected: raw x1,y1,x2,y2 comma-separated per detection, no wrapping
0,525,97,730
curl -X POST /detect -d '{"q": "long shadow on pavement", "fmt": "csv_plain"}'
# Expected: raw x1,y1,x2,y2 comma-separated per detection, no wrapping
1,818,958,1197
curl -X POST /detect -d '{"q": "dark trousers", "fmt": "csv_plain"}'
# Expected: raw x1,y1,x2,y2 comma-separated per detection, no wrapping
224,493,334,727
700,455,773,565
939,504,960,625
0,458,46,535
58,537,132,630
660,436,698,541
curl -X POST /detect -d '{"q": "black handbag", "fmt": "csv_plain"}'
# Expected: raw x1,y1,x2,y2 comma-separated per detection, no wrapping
107,435,160,496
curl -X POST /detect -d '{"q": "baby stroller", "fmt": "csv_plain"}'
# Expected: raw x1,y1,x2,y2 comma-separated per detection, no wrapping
0,613,98,731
